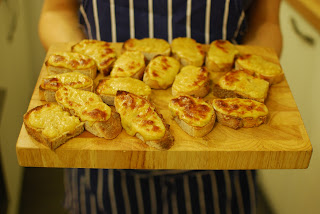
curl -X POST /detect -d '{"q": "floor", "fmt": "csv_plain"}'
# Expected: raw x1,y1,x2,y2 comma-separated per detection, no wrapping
19,168,274,214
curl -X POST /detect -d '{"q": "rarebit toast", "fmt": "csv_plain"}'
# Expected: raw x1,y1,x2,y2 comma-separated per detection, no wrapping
96,77,151,106
143,56,180,89
39,72,94,102
206,40,239,72
23,103,84,150
123,38,171,61
235,54,284,84
114,91,174,150
45,52,97,79
55,86,122,139
212,98,268,129
172,65,210,97
169,95,216,137
171,37,205,67
213,70,269,103
72,39,117,75
110,51,146,79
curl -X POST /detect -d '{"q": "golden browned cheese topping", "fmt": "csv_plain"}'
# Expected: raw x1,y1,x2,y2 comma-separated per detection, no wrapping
114,91,166,141
124,38,170,53
55,86,111,122
145,56,180,88
46,52,96,69
212,98,268,118
96,77,151,97
110,51,145,77
171,37,205,66
40,72,93,91
27,103,82,139
218,70,269,100
172,65,209,93
207,40,239,65
72,39,117,71
236,54,282,76
169,95,214,127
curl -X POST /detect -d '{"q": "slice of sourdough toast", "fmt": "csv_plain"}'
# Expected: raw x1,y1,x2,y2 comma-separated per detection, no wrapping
123,38,171,61
172,65,210,97
55,86,122,139
95,77,151,106
39,72,94,102
169,95,216,137
171,37,205,67
213,70,269,103
72,39,117,76
206,40,239,72
212,98,268,129
114,91,174,150
23,103,84,150
235,54,284,84
45,52,97,79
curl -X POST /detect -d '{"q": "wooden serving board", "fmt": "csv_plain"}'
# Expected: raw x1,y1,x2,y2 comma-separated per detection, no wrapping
16,42,312,169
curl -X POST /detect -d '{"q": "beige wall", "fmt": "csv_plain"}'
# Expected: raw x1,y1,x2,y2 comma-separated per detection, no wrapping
0,1,45,214
258,2,320,214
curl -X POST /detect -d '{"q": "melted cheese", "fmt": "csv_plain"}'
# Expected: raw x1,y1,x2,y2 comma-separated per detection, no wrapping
110,51,145,78
96,77,151,97
46,52,96,69
145,56,180,88
28,103,82,139
212,98,268,118
207,40,239,65
171,37,205,66
172,65,209,93
72,39,117,70
236,54,282,76
56,86,111,122
169,95,214,127
115,92,166,141
41,72,92,91
218,70,269,100
124,38,170,53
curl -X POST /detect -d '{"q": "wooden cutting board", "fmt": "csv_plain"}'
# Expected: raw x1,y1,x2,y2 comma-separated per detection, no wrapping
16,42,312,169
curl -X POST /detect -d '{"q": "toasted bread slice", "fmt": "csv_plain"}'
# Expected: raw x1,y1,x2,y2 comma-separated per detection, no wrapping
213,70,269,103
45,52,97,79
55,86,122,139
96,77,151,105
206,40,239,72
23,103,84,150
212,98,268,129
39,72,94,102
114,91,174,150
171,37,205,67
72,39,117,75
172,65,210,97
235,54,284,84
169,95,216,137
123,38,171,61
143,56,180,89
110,51,146,79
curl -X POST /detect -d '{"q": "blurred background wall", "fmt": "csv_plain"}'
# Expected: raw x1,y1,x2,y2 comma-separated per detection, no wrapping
0,0,319,214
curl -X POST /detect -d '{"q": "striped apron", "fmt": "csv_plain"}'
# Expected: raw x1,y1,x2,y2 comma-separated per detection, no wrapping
65,1,256,213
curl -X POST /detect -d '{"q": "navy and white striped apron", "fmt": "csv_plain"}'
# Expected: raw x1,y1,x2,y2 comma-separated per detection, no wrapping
65,1,256,213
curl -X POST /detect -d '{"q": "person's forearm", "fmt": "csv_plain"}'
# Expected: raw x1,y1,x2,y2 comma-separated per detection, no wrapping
38,0,86,51
242,0,283,58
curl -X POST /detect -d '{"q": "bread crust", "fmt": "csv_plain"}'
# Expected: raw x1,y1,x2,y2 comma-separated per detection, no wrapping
172,80,210,98
23,104,84,150
215,111,267,129
205,57,233,72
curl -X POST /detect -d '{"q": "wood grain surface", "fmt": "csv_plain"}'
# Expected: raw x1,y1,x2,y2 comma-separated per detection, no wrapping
16,42,313,169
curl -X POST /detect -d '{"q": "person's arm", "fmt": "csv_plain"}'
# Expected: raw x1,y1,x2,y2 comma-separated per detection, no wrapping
38,0,86,51
242,0,283,57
